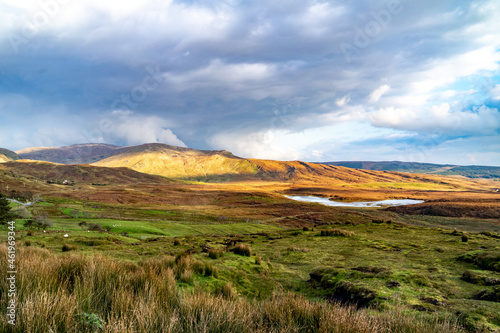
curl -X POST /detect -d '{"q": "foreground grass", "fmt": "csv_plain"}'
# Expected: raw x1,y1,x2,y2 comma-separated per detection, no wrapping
0,245,464,333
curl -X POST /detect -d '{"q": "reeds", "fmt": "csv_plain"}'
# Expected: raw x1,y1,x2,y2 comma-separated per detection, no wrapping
0,245,465,332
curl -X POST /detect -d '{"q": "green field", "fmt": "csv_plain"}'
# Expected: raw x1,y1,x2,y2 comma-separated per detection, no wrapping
1,194,500,332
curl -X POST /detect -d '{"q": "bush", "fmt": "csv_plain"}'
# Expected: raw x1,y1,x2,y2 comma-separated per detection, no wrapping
255,256,263,265
87,223,104,232
62,244,77,252
15,206,32,219
320,229,355,237
216,282,235,299
78,313,103,332
208,248,224,259
232,244,252,257
173,238,181,246
24,240,31,247
24,216,53,231
191,260,205,274
462,234,469,242
204,264,219,278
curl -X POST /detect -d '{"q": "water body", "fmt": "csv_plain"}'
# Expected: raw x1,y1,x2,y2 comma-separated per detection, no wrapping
284,195,424,208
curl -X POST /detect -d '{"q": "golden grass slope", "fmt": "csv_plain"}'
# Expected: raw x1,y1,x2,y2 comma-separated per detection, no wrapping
93,143,259,179
90,143,488,190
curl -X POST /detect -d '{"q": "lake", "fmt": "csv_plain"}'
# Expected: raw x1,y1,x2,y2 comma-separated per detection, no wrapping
284,195,424,208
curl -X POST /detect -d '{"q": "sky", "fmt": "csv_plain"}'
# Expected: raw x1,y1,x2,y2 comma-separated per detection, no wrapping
1,0,500,166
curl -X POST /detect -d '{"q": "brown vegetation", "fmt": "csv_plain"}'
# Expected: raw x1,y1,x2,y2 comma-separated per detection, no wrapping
0,245,464,333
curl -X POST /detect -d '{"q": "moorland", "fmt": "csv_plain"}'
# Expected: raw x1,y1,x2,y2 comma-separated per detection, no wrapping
0,143,499,332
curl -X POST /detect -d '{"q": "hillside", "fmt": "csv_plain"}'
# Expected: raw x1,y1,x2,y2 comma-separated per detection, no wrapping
16,143,122,164
92,143,479,188
0,160,171,186
0,148,20,162
321,161,500,179
93,143,259,180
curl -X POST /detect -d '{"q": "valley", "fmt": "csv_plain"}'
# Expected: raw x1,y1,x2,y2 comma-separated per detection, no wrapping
0,143,499,332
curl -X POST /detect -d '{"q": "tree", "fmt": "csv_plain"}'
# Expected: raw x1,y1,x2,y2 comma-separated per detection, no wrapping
0,193,15,226
24,216,53,230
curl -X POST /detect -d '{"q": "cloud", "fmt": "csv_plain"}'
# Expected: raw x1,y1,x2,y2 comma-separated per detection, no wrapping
1,0,500,165
368,84,390,103
492,85,500,100
88,111,186,147
335,94,350,107
370,104,500,135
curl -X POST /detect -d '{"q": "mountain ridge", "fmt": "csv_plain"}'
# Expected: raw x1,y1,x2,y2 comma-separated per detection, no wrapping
0,148,20,162
6,143,499,184
320,161,500,179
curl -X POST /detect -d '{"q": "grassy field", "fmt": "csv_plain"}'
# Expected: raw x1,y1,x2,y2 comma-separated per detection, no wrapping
1,172,499,332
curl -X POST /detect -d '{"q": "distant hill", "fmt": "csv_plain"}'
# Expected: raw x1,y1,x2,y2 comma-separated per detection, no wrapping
14,143,490,186
16,143,122,164
320,161,500,179
0,160,171,185
93,143,259,180
92,143,469,186
0,148,20,163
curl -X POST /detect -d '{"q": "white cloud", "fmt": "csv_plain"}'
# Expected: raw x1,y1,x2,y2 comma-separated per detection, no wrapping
335,94,350,107
368,84,390,103
492,84,500,100
163,59,289,99
370,104,500,135
93,111,186,147
209,129,302,161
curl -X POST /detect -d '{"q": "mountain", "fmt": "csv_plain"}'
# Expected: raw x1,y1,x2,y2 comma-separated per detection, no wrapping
16,143,122,164
0,148,20,163
93,143,259,180
14,142,490,186
320,161,500,179
93,143,465,185
0,160,171,185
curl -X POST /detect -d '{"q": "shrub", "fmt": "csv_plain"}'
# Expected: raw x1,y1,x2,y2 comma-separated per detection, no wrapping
62,244,77,252
87,223,104,232
191,260,205,274
173,238,181,246
24,216,53,230
24,240,31,247
208,248,224,259
255,256,263,265
16,206,31,219
320,229,355,237
78,313,103,332
204,264,219,278
462,234,469,242
216,282,235,299
303,227,310,231
232,244,251,257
